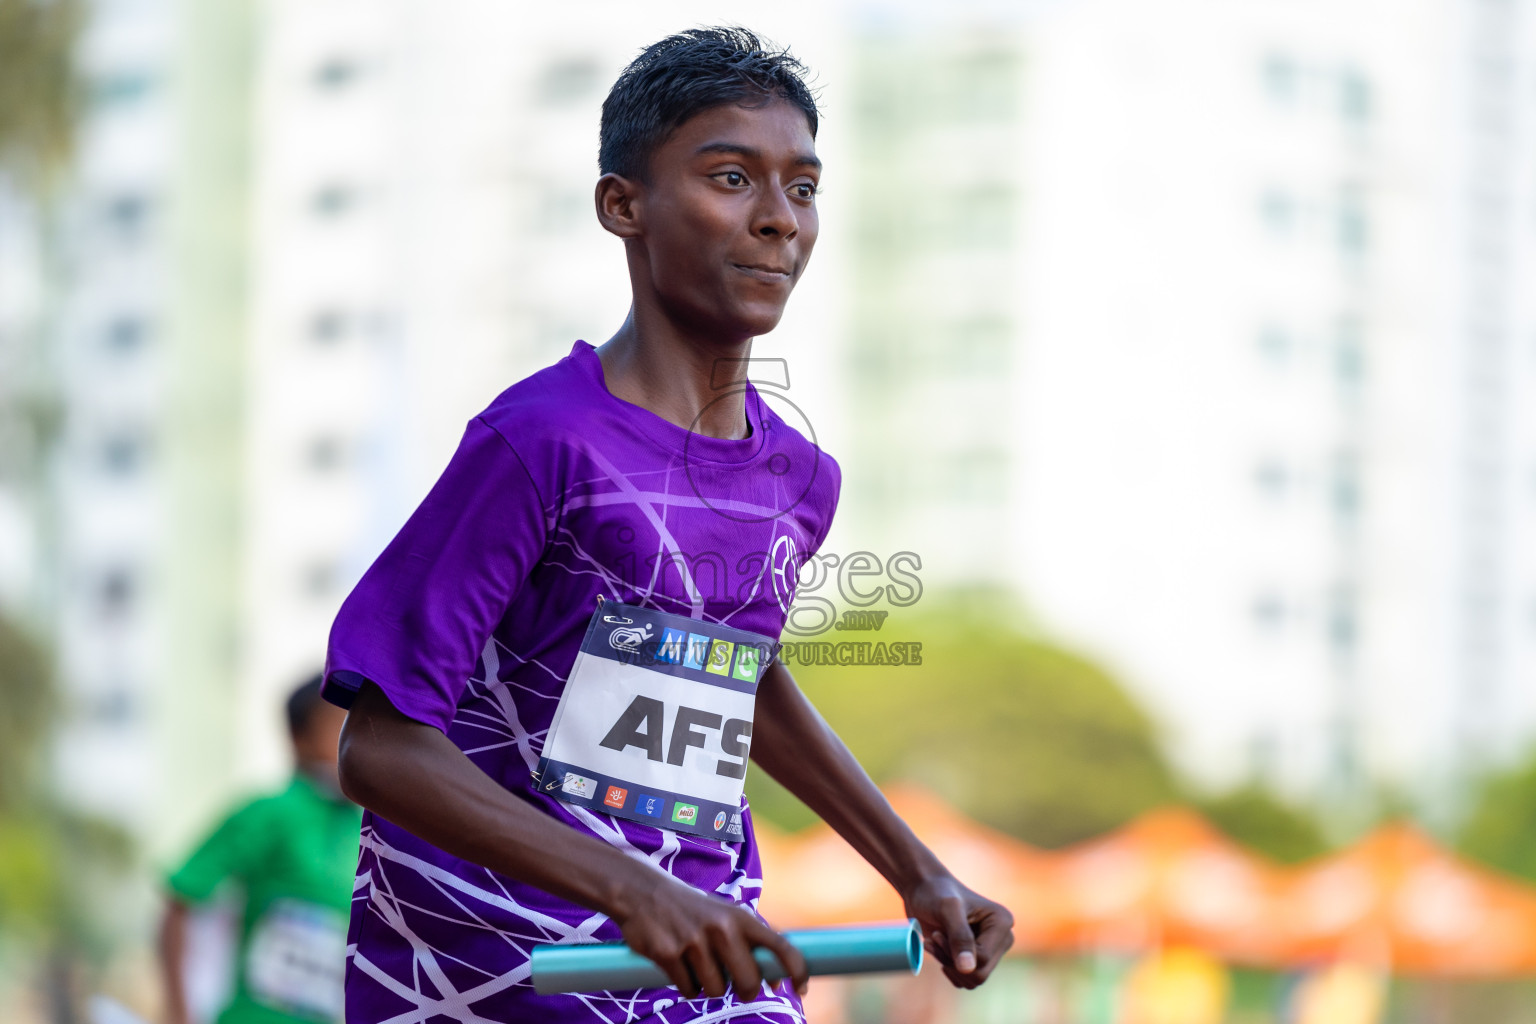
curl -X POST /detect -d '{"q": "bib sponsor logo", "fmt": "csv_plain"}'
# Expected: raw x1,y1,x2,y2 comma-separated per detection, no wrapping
731,645,760,683
672,803,699,825
657,627,688,664
713,811,728,830
704,639,734,676
561,773,598,800
683,633,710,670
609,624,653,652
603,785,628,809
634,793,665,818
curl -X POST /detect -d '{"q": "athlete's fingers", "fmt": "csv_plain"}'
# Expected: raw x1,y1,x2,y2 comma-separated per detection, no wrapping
713,927,765,1001
941,960,986,990
971,907,1015,980
651,943,699,998
936,898,978,975
684,940,730,999
745,917,808,996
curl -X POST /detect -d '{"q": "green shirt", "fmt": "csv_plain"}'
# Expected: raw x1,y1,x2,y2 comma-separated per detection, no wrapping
167,774,362,1024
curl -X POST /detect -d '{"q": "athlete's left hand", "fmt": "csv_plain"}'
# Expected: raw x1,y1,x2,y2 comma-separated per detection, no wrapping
903,874,1014,989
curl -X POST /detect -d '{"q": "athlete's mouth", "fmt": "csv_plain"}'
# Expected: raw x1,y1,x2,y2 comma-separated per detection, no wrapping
732,262,792,283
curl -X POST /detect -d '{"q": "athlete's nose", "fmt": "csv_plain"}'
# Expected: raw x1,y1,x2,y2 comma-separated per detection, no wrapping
752,181,798,241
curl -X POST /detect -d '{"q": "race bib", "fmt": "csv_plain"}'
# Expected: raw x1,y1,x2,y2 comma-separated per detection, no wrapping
535,599,778,841
244,898,347,1021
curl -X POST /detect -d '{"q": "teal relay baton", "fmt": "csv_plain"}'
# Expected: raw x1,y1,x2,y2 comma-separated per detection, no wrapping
530,919,923,995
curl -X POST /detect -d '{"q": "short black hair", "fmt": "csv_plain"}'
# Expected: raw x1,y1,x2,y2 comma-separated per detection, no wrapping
599,26,819,181
286,673,326,736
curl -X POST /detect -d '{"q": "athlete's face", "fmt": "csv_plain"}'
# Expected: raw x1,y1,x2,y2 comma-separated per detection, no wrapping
292,702,348,798
603,98,820,341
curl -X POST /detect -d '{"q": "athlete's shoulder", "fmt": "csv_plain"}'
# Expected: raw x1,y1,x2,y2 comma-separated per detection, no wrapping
475,340,602,441
755,388,843,541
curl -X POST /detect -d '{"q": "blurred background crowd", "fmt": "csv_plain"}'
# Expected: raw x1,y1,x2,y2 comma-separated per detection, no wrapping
2,0,1536,1021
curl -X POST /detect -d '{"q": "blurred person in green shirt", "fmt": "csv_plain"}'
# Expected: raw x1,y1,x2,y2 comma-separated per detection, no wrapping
158,675,361,1024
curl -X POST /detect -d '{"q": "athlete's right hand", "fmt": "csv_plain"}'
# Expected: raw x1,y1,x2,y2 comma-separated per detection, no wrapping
612,874,808,1001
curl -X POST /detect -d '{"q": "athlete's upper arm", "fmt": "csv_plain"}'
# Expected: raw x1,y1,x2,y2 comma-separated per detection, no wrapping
322,418,549,733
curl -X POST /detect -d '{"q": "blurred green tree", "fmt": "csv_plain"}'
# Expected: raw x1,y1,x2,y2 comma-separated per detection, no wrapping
0,614,131,998
1458,749,1536,882
748,590,1180,846
0,0,79,491
1195,783,1329,864
0,0,82,192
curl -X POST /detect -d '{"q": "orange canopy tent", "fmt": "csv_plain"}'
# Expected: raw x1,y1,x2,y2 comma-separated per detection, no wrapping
1277,823,1536,976
755,790,1536,978
1049,808,1287,965
755,784,1069,951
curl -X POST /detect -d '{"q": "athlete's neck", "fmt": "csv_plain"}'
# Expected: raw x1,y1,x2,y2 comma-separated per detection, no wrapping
596,310,753,441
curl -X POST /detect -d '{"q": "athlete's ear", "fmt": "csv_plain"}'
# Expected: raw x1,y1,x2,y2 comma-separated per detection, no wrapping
595,173,643,239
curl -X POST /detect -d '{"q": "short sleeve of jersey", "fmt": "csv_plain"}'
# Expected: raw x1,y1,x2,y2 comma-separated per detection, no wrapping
322,417,549,732
165,799,266,904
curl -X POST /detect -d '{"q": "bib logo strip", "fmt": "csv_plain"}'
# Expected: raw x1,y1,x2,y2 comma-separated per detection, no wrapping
535,600,778,841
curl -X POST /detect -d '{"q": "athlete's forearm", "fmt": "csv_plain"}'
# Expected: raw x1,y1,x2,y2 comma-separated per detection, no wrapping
159,899,191,1024
750,660,950,898
338,681,667,921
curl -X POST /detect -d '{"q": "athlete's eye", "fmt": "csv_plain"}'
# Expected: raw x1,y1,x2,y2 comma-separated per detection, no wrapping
789,182,818,200
718,171,747,187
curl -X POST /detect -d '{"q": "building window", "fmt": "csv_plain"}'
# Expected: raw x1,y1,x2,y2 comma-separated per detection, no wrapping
1339,68,1371,125
1334,318,1365,390
943,448,1007,504
1260,189,1294,237
305,435,347,472
949,186,1013,248
307,309,348,345
1257,323,1290,363
538,59,600,104
101,430,149,476
948,52,1017,122
1262,53,1297,105
310,184,357,218
1254,457,1289,499
1326,586,1358,656
1252,592,1286,630
301,561,338,598
105,316,150,353
534,187,588,233
94,566,138,620
102,192,153,242
1337,185,1368,255
1331,451,1361,525
951,318,1011,374
312,57,360,90
90,70,157,108
82,687,138,725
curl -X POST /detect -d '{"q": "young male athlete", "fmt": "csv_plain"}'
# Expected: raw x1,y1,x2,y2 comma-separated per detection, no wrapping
161,676,360,1024
323,27,1013,1023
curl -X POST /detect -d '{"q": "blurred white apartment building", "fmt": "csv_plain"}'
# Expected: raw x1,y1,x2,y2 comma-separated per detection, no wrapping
16,0,1536,850
11,0,265,854
838,0,1536,808
45,0,179,829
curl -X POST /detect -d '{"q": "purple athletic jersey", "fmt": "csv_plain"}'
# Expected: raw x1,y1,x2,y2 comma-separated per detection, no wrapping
322,341,839,1023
